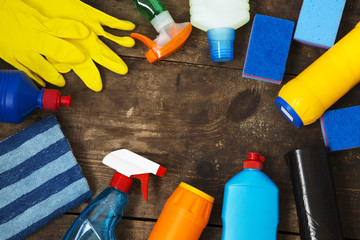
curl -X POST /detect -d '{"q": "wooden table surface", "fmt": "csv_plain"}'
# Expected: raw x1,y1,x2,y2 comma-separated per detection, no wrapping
0,0,360,239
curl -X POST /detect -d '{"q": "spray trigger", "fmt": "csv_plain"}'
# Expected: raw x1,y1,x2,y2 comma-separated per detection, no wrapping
103,149,166,202
132,174,149,202
131,22,192,63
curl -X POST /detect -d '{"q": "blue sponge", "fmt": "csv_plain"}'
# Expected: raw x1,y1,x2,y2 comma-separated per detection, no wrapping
320,106,360,151
243,15,294,84
294,0,346,49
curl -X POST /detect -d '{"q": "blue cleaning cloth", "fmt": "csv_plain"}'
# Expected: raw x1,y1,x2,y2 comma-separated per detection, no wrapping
0,116,92,240
320,106,360,151
243,14,294,84
294,0,346,49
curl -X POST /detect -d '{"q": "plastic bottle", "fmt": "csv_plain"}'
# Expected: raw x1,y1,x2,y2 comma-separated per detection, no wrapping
62,149,166,240
130,0,192,63
190,0,250,62
148,182,214,240
221,153,279,240
275,22,360,128
0,70,71,124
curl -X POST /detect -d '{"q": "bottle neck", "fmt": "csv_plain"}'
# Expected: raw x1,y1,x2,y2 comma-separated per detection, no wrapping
132,0,167,21
150,10,174,33
109,172,133,193
243,153,264,170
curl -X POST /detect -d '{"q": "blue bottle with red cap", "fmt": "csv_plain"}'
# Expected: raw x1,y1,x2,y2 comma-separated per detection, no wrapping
221,152,279,240
0,70,71,123
62,149,166,240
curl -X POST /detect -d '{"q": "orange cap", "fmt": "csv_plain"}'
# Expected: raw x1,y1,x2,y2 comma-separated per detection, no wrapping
148,182,213,240
131,23,192,63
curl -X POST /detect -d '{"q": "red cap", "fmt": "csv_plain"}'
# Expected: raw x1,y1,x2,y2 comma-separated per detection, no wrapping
42,89,72,110
243,152,265,170
110,172,134,194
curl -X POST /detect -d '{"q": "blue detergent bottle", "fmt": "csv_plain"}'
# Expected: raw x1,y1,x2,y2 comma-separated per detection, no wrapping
221,152,279,240
0,70,71,123
62,149,166,240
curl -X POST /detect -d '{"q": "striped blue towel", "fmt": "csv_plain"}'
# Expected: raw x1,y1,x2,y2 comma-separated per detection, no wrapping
0,116,92,240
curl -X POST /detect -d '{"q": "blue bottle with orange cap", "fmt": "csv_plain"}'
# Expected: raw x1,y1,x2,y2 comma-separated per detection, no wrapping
221,153,279,240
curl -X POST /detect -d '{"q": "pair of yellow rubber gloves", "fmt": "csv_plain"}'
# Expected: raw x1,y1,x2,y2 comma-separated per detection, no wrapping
0,0,135,92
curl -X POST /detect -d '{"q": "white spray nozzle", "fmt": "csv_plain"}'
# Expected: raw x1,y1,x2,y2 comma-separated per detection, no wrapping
102,149,166,177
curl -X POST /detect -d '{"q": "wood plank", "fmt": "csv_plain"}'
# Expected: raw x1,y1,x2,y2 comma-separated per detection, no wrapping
1,58,358,239
1,0,360,239
27,215,300,240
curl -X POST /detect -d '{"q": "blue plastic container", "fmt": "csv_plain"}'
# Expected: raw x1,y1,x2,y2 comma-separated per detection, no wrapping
207,28,235,62
221,153,279,240
62,186,128,240
0,70,71,123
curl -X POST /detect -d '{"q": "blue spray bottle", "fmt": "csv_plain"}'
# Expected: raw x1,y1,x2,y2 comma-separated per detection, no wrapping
62,149,166,240
221,152,279,240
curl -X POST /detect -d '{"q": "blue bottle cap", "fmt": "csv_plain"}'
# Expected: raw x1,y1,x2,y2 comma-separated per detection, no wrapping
274,96,303,128
207,28,235,62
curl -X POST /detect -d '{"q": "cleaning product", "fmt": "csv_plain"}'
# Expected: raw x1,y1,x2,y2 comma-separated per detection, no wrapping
0,116,92,240
148,182,214,240
190,0,250,62
294,0,346,49
0,70,71,124
242,15,295,84
275,22,360,128
62,149,166,240
320,106,360,151
221,153,279,240
130,0,192,63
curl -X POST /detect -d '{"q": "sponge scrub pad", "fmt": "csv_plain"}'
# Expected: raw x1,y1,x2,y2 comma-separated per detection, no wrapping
294,0,346,49
320,105,360,151
243,14,295,84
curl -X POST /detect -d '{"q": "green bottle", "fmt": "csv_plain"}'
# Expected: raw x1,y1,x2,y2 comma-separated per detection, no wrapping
131,0,166,21
129,0,192,63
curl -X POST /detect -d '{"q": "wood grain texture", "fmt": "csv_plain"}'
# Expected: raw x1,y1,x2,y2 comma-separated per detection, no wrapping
0,0,359,239
26,215,301,240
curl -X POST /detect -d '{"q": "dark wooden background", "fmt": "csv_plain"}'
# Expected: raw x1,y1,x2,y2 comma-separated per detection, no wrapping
0,0,359,239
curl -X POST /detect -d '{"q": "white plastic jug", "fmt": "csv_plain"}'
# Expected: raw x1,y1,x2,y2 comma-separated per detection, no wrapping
190,0,250,62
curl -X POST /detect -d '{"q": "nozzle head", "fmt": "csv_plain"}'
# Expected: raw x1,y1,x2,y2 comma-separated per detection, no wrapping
42,89,72,110
156,165,167,177
60,95,72,108
243,152,265,170
207,28,235,62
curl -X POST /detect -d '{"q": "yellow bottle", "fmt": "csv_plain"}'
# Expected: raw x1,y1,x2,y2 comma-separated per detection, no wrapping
275,22,360,128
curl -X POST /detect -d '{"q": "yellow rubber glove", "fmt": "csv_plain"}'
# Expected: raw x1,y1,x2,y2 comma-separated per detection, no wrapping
24,0,136,92
0,0,89,87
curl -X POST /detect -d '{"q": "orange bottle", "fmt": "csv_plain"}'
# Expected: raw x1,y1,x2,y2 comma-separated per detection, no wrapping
148,182,214,240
